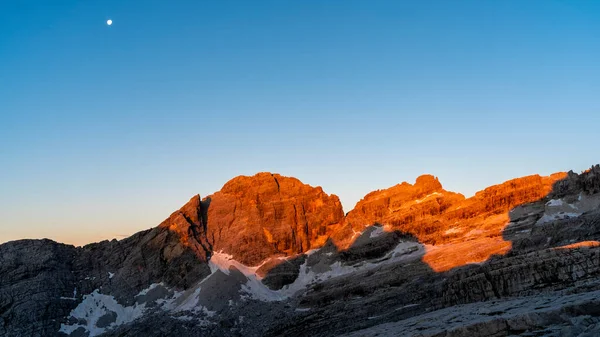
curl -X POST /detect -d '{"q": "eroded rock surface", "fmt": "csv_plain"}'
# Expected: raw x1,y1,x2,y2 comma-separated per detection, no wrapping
333,172,567,271
206,172,344,265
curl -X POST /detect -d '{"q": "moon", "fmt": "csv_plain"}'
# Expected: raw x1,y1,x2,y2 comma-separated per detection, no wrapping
106,19,113,26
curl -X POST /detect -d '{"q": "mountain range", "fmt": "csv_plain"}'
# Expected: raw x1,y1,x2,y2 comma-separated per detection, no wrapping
2,165,600,336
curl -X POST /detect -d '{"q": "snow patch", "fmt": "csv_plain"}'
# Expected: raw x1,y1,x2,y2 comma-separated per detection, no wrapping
59,276,230,336
536,212,582,225
304,248,320,256
209,252,284,302
171,312,213,326
136,283,161,297
173,287,202,312
369,226,384,238
415,192,442,204
209,251,268,279
546,199,564,207
395,304,420,311
59,282,197,336
444,228,462,235
108,272,114,279
59,290,146,336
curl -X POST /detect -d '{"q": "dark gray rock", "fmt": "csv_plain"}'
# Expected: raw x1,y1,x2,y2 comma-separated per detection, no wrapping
0,196,212,337
0,239,78,337
259,255,307,290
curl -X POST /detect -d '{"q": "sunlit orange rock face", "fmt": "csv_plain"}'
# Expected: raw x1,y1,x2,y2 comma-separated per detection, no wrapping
555,241,600,249
200,171,567,271
206,173,344,265
330,174,465,248
333,173,567,271
158,194,212,262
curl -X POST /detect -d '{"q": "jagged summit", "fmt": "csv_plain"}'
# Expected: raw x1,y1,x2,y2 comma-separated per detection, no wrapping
205,171,344,265
360,174,448,201
160,194,212,261
414,174,443,192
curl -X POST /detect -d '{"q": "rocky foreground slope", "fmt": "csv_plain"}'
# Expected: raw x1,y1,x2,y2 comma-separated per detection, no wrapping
1,166,600,337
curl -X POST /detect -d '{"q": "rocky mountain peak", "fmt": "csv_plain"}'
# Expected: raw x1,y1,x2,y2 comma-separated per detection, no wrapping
414,174,443,192
206,172,344,265
330,175,464,248
552,164,600,198
159,194,212,262
221,172,285,196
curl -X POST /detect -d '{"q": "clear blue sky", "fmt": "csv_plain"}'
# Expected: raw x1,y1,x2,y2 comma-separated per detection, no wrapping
1,0,599,245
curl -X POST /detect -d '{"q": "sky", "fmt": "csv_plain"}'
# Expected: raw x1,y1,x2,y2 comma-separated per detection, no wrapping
1,0,599,246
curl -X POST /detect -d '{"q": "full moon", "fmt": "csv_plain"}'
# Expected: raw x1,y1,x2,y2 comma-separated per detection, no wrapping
106,19,113,26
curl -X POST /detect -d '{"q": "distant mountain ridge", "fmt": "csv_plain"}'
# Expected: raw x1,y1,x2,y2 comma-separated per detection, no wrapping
2,165,600,336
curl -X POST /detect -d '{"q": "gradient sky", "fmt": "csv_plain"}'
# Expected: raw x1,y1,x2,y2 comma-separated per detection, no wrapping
1,0,599,246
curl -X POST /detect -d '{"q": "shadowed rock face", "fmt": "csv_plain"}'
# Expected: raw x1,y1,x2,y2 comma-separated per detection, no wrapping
0,195,212,336
552,164,600,198
0,240,78,336
206,172,344,265
159,194,213,263
257,255,307,290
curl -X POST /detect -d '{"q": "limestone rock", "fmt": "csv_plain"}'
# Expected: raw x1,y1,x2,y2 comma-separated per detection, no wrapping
206,172,344,265
333,173,567,271
257,255,307,290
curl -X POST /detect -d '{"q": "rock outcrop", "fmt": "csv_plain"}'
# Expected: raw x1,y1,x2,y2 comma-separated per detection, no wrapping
0,240,78,336
331,172,567,271
0,195,212,336
206,173,344,265
552,164,600,198
331,174,465,248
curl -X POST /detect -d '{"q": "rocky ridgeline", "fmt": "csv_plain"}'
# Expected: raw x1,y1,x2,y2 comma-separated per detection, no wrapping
266,168,600,337
0,196,212,336
552,164,600,198
1,166,600,336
